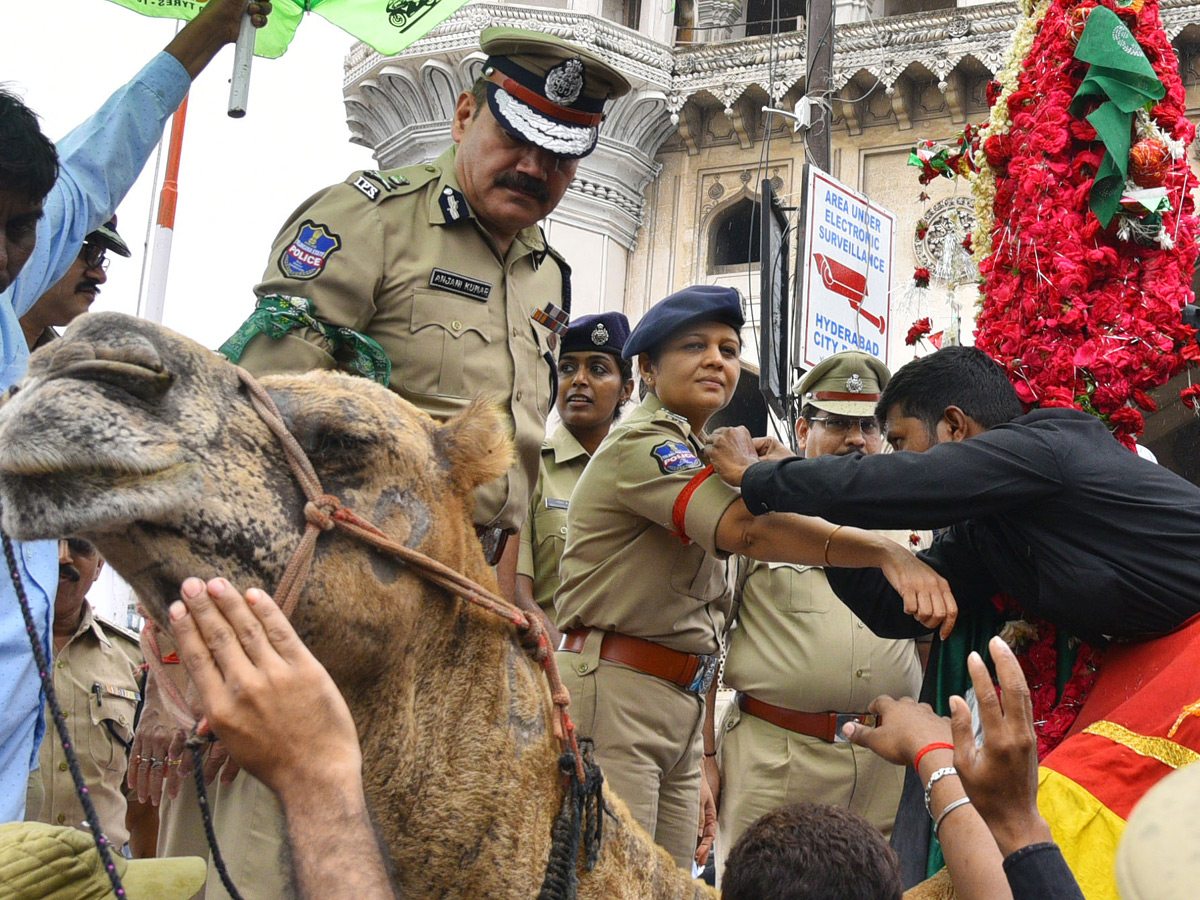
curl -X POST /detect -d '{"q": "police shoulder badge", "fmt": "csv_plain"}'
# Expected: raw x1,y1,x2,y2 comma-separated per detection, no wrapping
591,323,609,346
651,440,703,475
545,58,585,106
278,220,342,281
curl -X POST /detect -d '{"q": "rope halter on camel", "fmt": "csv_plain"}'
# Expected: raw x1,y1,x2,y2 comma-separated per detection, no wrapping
142,366,584,781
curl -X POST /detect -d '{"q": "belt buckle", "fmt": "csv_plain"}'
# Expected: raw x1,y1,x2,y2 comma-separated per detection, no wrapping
833,713,876,743
687,654,718,696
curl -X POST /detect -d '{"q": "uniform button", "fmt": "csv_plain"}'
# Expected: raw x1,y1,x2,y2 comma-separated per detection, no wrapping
451,320,462,332
559,526,567,535
59,761,68,771
57,813,66,824
56,660,64,669
119,715,127,724
516,390,523,401
855,668,864,678
857,622,864,629
577,663,588,674
425,165,437,172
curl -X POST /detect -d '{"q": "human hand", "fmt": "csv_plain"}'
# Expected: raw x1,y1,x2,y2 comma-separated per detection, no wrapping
707,427,761,487
844,695,952,768
751,436,794,462
169,577,361,800
696,763,718,867
950,636,1051,857
879,544,957,639
195,0,273,41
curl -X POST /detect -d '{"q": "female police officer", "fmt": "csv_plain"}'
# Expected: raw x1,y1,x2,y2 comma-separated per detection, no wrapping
515,312,634,645
553,285,953,870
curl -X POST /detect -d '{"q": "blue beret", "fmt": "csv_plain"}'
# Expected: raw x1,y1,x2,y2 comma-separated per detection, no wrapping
622,285,745,359
561,312,630,357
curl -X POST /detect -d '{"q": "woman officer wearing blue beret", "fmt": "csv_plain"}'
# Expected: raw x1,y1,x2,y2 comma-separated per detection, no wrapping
553,285,955,870
515,312,634,646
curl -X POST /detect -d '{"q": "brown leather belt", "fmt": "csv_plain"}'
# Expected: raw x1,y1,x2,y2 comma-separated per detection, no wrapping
736,692,877,743
559,628,719,696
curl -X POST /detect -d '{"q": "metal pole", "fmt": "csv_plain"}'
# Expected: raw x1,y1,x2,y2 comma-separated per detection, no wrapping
228,12,256,118
805,0,835,172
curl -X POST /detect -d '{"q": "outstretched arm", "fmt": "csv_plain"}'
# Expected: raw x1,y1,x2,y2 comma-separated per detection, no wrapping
170,577,397,900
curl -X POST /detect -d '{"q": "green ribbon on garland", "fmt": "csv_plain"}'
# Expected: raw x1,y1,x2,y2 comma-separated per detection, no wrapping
1069,6,1166,226
219,295,392,386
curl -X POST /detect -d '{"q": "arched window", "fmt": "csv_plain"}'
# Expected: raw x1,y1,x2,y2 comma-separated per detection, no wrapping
710,197,762,270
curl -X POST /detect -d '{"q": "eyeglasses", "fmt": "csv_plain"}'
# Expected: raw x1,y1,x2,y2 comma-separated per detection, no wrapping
80,243,109,272
808,416,883,436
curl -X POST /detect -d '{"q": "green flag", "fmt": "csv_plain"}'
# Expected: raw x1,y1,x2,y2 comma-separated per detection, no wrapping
1069,6,1166,225
103,0,474,59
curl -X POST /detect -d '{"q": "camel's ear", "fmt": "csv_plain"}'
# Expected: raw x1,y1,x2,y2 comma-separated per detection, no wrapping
433,399,514,494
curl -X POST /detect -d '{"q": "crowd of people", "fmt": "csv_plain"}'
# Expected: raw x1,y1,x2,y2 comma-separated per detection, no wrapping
3,2,1200,899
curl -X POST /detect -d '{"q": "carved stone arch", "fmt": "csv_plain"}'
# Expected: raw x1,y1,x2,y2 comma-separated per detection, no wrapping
377,67,432,124
460,52,489,87
345,88,397,152
697,179,760,280
419,59,466,122
601,90,675,160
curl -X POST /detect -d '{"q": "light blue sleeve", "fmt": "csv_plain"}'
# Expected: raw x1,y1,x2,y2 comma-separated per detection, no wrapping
4,51,191,319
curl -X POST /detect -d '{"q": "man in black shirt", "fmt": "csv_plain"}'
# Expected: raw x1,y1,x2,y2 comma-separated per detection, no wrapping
708,346,1200,644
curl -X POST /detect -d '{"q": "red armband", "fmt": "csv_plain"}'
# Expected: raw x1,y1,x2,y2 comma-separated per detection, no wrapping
670,466,714,545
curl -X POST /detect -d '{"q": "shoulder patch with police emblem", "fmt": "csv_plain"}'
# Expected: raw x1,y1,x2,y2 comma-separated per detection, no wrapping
650,440,703,475
278,220,341,281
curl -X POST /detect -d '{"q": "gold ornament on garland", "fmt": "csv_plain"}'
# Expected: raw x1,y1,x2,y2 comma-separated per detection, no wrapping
1130,137,1171,188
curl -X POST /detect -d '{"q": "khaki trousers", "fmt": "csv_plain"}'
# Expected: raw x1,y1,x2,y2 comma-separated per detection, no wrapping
715,703,906,884
558,643,705,870
159,768,289,900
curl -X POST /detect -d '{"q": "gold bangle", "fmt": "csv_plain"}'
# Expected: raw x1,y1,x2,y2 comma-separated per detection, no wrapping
823,525,845,567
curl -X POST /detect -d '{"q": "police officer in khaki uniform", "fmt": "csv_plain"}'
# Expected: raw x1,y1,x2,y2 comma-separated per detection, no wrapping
150,29,631,900
225,27,630,571
716,352,929,880
516,312,633,633
30,539,149,853
554,287,953,870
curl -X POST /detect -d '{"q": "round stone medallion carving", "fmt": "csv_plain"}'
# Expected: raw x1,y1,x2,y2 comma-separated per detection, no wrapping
914,196,977,271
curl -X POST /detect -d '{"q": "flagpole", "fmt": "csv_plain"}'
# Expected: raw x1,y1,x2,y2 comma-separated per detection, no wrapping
142,93,189,325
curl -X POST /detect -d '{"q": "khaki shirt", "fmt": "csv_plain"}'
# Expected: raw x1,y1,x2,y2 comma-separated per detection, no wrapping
517,425,591,613
36,605,142,846
238,145,569,533
555,395,741,655
722,529,930,713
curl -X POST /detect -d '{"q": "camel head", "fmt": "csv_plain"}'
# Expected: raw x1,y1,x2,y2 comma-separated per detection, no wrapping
0,313,512,669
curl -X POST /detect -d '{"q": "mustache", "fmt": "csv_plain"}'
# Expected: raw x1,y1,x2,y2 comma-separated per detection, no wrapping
494,172,550,203
60,564,81,583
76,280,101,294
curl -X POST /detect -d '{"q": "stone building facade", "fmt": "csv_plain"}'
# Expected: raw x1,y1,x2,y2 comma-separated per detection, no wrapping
342,0,1200,476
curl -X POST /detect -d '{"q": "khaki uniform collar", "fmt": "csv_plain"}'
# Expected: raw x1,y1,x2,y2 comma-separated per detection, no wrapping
428,145,548,258
66,602,110,648
639,393,702,442
544,424,590,465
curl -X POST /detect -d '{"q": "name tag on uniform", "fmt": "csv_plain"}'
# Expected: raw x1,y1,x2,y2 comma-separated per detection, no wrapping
429,268,492,301
545,498,569,510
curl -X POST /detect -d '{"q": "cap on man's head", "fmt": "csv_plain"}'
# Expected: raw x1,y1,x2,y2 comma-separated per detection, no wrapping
622,285,744,359
0,822,206,900
794,351,890,417
85,217,130,259
1115,760,1200,900
479,27,631,160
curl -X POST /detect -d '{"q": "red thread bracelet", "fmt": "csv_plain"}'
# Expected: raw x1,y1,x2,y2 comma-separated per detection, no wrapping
913,742,955,772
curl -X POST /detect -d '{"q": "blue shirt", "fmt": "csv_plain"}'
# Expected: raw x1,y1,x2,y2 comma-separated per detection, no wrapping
0,51,189,823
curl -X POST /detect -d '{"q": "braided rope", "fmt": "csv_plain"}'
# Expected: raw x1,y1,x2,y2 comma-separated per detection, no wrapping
2,532,127,898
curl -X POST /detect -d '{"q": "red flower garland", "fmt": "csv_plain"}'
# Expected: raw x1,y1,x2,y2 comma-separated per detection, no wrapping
973,0,1199,448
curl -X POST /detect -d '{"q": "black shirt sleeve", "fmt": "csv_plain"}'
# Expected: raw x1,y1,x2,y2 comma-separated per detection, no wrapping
740,424,1064,529
1002,843,1086,900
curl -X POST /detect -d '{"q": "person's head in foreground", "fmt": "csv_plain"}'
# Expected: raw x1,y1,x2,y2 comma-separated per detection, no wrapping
0,822,205,900
721,802,903,900
452,27,630,243
0,87,58,293
793,350,890,459
623,284,744,432
24,218,130,339
557,311,634,444
1115,757,1200,900
878,345,1023,453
